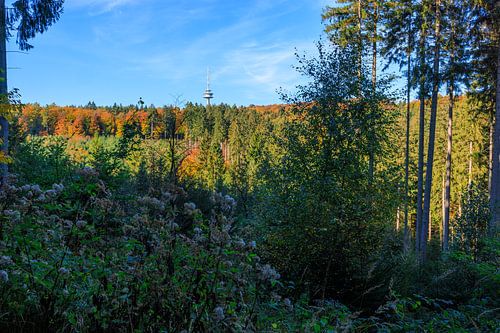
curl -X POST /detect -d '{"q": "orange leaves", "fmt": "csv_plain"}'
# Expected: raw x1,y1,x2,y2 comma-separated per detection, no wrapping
178,146,202,180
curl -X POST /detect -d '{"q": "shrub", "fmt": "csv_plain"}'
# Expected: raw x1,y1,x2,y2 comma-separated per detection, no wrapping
0,170,293,332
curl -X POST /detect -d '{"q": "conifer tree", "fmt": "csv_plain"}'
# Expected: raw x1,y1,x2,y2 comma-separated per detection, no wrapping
467,0,499,234
441,0,470,250
323,0,366,76
380,0,416,250
420,0,443,260
0,0,64,182
323,0,382,180
415,0,432,254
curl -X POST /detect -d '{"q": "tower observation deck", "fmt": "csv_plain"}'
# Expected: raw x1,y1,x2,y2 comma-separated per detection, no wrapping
203,68,214,107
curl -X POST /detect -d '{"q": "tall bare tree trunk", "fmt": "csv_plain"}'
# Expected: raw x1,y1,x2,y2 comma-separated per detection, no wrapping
0,0,9,184
469,141,473,187
421,0,441,261
488,111,494,193
357,0,363,81
372,2,377,89
490,43,500,235
368,1,377,182
0,0,6,98
443,83,454,251
428,208,432,240
397,206,401,231
416,27,426,254
443,0,457,252
404,31,411,252
441,172,445,242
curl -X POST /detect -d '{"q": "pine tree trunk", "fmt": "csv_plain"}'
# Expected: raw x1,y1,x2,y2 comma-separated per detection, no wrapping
372,2,377,89
490,42,500,235
368,1,377,182
488,111,493,193
421,0,441,261
441,172,445,242
428,208,432,240
416,28,426,254
0,0,6,96
443,83,454,251
404,45,411,253
357,0,363,81
0,0,9,184
443,0,457,252
397,205,401,231
469,141,473,188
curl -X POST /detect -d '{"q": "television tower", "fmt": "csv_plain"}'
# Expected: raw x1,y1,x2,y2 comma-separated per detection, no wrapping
203,68,214,107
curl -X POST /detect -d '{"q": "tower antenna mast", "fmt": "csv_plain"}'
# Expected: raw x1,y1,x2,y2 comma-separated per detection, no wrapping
203,67,214,107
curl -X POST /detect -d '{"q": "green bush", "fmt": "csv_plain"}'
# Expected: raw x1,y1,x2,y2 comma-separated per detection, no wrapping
0,171,295,332
12,136,74,186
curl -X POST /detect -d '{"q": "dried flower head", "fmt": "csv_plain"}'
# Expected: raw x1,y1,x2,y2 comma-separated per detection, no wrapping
3,210,21,223
138,196,165,212
30,185,42,196
248,241,257,250
76,220,87,229
234,239,246,249
0,270,9,282
258,264,280,281
184,202,196,214
214,306,225,321
58,267,69,275
45,189,58,199
52,183,64,193
79,166,99,177
20,184,31,192
0,256,13,266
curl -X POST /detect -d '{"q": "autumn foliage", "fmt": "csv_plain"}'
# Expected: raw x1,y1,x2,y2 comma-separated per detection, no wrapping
18,104,185,139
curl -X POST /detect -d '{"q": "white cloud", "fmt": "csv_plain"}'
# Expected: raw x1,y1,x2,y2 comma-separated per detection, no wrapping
220,44,297,89
119,0,321,103
67,0,138,13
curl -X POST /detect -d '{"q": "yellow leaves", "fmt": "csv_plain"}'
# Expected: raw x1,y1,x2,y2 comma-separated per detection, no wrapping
0,100,12,119
0,150,12,164
0,89,23,119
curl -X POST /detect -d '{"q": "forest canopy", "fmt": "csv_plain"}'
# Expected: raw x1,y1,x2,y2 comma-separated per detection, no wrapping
0,0,498,332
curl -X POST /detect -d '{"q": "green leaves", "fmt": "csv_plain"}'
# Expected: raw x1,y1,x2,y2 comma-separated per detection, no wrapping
260,41,398,301
0,175,298,331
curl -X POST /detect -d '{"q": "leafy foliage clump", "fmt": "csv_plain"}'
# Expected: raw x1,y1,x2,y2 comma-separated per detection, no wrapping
257,42,399,302
0,170,292,332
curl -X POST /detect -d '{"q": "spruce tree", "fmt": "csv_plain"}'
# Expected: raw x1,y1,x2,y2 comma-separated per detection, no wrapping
323,0,382,180
467,0,499,234
420,0,443,261
380,0,416,250
441,0,470,250
322,0,366,76
415,0,432,254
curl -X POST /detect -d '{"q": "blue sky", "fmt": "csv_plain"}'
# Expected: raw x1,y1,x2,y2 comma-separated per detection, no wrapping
7,0,329,107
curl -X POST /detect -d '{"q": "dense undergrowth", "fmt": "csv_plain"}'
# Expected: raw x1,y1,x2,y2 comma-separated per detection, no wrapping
0,133,497,332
